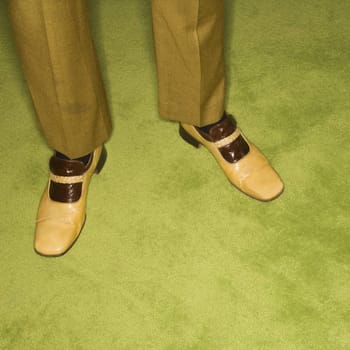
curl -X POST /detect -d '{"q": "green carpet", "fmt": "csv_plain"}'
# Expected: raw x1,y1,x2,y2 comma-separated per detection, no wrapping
1,0,349,349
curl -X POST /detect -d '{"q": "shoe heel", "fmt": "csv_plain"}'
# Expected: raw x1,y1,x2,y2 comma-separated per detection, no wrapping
95,146,107,174
179,124,201,148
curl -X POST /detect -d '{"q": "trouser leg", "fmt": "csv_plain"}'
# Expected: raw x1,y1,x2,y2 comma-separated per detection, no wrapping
8,0,112,158
151,0,225,127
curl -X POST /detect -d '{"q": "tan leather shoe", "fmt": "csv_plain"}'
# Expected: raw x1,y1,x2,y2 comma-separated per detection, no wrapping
34,145,106,256
179,114,284,201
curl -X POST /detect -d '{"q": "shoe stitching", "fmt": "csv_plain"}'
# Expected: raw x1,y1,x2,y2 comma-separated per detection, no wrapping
50,173,84,184
214,128,241,148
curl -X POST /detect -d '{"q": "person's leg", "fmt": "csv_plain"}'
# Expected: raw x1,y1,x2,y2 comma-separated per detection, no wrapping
8,0,112,159
8,0,111,256
151,0,225,127
151,0,284,201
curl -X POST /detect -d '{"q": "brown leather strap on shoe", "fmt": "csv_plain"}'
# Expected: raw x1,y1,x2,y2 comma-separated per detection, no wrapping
196,114,250,163
48,156,90,203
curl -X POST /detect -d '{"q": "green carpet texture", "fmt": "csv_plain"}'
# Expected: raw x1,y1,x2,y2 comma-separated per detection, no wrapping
1,0,349,349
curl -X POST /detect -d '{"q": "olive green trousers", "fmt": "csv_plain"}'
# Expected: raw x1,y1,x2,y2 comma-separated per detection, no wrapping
8,0,225,158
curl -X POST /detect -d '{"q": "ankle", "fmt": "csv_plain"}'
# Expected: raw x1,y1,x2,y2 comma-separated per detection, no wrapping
55,151,91,166
198,112,236,134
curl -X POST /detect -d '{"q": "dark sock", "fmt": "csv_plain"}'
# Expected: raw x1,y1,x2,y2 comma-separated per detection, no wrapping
199,113,226,134
55,151,91,166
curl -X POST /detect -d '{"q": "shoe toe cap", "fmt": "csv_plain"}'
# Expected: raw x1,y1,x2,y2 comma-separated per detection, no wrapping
242,165,284,201
34,220,79,256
